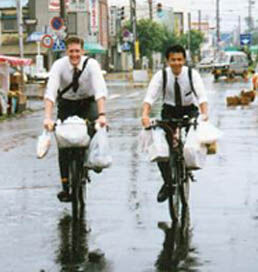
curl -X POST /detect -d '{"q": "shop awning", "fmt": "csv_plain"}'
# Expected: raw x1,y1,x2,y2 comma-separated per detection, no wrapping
0,55,32,66
84,42,106,54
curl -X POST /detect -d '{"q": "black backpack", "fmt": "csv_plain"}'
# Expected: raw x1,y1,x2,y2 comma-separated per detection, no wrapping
162,67,198,100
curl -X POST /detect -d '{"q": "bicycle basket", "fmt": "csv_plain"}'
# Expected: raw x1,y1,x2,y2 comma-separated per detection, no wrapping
55,116,90,148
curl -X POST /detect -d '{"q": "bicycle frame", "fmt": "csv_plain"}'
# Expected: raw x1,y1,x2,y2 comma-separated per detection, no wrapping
152,116,197,221
54,119,95,220
66,147,87,220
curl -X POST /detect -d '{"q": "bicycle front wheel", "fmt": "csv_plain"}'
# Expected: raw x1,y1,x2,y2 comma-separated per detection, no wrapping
168,164,180,222
69,159,82,220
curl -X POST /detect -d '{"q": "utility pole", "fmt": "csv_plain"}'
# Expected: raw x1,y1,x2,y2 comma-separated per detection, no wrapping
248,0,254,32
238,15,241,45
198,10,201,61
248,0,251,32
188,12,192,65
60,0,66,21
198,10,201,32
148,0,153,20
16,0,24,91
130,0,138,69
216,0,220,51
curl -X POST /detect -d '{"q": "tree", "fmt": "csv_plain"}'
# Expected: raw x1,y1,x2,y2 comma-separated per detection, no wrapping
179,30,204,60
121,19,165,58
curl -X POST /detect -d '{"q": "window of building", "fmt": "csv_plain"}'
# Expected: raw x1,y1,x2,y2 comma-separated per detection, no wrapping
2,18,18,32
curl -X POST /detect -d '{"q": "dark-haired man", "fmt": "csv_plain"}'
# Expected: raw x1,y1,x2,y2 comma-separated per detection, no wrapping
141,44,208,203
44,36,108,202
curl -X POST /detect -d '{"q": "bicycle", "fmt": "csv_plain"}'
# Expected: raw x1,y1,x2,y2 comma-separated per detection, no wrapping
149,115,198,222
54,119,94,220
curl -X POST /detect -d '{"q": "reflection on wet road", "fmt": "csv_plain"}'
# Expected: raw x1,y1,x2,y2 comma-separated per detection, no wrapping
1,75,258,271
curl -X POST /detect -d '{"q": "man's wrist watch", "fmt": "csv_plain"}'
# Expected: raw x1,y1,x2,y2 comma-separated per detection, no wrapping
98,112,106,117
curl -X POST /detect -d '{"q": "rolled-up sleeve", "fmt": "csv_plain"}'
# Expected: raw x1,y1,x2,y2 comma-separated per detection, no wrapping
192,69,208,104
44,62,60,104
88,59,108,100
143,70,163,106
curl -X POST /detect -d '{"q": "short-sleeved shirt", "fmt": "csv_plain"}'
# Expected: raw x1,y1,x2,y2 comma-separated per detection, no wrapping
144,66,207,106
44,56,108,103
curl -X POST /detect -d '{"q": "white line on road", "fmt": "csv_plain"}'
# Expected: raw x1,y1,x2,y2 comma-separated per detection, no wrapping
108,94,121,100
126,92,140,98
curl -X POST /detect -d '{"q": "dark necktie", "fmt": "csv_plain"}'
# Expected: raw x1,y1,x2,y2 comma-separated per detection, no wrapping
174,77,182,107
72,67,80,92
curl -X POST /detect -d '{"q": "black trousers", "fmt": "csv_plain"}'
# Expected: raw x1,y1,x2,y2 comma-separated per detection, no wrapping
157,104,199,184
57,97,98,180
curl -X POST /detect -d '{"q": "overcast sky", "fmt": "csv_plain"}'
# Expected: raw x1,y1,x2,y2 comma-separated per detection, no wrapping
108,0,256,32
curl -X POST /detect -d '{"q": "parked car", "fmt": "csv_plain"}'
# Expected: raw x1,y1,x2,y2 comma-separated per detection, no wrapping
196,57,214,72
212,51,249,80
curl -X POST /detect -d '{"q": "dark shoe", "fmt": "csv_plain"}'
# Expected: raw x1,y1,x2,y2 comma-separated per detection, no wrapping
157,184,170,203
57,191,71,202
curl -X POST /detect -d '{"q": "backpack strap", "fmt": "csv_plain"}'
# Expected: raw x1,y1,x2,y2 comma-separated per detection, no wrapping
188,67,198,98
162,68,167,100
57,57,91,100
162,67,198,101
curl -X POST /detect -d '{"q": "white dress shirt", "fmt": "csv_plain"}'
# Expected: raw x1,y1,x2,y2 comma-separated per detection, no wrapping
44,56,108,103
144,66,207,106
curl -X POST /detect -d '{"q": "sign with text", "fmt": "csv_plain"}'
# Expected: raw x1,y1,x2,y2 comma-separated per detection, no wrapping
48,0,86,12
89,0,99,35
240,33,252,46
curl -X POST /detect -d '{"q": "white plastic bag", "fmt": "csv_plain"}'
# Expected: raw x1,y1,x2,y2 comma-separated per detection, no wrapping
138,129,153,153
197,120,222,144
36,130,51,159
85,126,112,170
55,116,90,148
148,127,169,162
183,126,207,170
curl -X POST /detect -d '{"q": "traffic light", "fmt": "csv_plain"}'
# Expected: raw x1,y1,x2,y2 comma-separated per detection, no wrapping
119,6,125,20
157,3,162,13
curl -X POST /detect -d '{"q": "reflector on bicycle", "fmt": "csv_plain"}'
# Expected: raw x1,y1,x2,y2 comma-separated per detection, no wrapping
55,116,90,148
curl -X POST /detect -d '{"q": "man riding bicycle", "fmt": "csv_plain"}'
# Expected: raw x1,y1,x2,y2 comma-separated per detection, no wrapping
43,36,108,202
141,44,208,203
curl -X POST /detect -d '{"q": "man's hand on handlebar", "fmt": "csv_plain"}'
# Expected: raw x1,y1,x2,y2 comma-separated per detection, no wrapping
200,113,209,122
43,118,55,131
141,115,150,128
96,115,107,127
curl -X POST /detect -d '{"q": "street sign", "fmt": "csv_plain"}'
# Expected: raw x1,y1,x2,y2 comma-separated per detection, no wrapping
240,33,252,46
50,16,64,31
41,34,54,48
121,42,131,51
52,39,66,52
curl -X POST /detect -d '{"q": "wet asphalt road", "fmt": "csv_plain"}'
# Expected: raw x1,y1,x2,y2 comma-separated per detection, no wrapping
1,74,258,272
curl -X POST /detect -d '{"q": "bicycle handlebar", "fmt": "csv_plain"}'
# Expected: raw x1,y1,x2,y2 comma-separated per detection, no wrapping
146,115,198,130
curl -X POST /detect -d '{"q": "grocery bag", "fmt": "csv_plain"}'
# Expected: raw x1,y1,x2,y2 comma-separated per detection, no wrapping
36,130,51,159
55,116,90,148
183,126,207,170
85,126,112,170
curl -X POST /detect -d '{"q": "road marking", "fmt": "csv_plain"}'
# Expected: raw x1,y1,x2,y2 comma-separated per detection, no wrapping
126,92,140,98
109,94,121,100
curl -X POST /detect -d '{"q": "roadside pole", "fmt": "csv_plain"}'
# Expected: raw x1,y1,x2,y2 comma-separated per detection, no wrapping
16,0,25,91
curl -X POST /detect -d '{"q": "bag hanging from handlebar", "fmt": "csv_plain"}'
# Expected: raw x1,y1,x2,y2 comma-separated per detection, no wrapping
85,126,112,170
55,116,90,148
